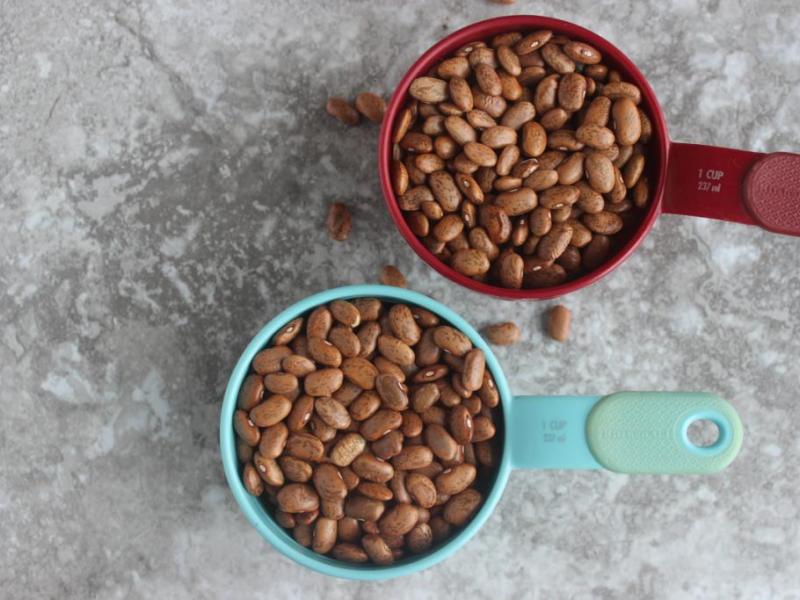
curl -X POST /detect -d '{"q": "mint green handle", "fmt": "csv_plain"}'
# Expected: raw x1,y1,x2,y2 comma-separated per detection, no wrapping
510,392,743,474
586,391,743,474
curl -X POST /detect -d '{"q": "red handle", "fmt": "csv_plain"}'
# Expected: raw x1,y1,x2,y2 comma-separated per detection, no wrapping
664,143,800,237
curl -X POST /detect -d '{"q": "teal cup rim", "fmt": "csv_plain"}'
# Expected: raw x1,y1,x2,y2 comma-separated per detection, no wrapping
219,285,514,580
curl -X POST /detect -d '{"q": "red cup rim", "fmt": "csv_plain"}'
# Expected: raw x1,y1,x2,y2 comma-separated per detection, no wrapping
378,15,670,300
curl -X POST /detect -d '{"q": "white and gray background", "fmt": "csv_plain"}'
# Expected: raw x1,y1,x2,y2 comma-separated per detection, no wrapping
1,1,799,598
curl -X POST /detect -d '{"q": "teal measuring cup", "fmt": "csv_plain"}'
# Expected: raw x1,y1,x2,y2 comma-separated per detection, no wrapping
219,285,743,580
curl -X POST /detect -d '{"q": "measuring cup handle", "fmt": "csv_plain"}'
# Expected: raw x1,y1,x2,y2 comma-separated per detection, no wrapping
509,391,743,474
663,142,800,237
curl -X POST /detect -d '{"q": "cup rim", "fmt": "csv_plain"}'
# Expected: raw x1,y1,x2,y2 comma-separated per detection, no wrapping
220,284,514,580
378,15,670,300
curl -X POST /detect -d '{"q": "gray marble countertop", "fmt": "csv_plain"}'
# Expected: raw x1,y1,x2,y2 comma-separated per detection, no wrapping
2,0,799,598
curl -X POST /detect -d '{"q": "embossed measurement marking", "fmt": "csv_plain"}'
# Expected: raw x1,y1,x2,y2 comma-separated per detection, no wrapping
697,168,724,193
541,419,567,443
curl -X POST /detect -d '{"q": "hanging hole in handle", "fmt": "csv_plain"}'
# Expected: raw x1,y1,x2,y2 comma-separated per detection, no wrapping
687,419,719,447
680,411,731,456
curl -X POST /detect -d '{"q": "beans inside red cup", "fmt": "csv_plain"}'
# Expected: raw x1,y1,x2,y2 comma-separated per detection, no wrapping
378,16,800,300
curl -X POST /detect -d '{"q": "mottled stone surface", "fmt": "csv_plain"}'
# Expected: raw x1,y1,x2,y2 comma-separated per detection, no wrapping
2,0,799,598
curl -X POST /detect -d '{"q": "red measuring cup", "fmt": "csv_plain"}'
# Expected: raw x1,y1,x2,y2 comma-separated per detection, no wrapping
378,15,800,300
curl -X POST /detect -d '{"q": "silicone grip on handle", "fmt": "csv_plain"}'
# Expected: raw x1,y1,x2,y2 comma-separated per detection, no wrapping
586,392,743,474
742,152,800,236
